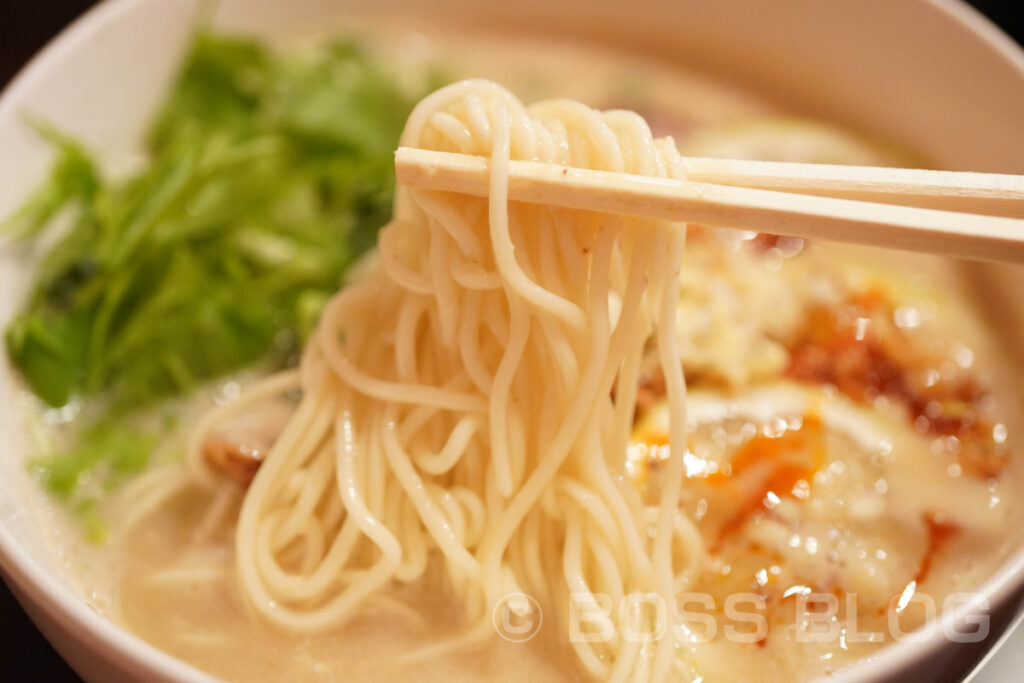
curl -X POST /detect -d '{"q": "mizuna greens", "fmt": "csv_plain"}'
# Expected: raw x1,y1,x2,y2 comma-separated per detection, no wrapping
3,32,440,529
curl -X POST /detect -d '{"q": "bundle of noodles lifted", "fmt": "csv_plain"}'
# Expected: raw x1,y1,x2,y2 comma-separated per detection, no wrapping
186,79,694,680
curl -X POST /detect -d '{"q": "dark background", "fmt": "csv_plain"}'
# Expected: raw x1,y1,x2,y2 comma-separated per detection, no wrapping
0,1,1021,681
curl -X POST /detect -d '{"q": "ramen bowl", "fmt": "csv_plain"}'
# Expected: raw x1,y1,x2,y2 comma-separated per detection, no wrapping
1,0,1023,681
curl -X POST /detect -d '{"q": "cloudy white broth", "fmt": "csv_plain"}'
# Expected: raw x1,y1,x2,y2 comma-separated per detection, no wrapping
5,25,1023,683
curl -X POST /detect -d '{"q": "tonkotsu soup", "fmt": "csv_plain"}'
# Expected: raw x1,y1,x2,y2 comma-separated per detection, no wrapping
5,25,1022,683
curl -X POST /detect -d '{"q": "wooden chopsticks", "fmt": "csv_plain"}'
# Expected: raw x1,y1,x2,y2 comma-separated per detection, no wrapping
674,157,1024,218
394,147,1024,264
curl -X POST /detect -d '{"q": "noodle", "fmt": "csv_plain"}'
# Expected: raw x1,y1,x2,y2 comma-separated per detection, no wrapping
185,79,700,681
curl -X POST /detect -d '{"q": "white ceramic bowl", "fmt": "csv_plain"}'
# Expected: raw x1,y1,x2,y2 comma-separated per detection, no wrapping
1,1,1023,681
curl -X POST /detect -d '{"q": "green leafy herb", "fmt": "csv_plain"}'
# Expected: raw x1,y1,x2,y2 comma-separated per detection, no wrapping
3,31,442,521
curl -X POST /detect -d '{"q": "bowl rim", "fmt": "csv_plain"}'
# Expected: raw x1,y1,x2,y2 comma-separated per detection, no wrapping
0,3,216,680
1,0,1023,681
820,3,1024,678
